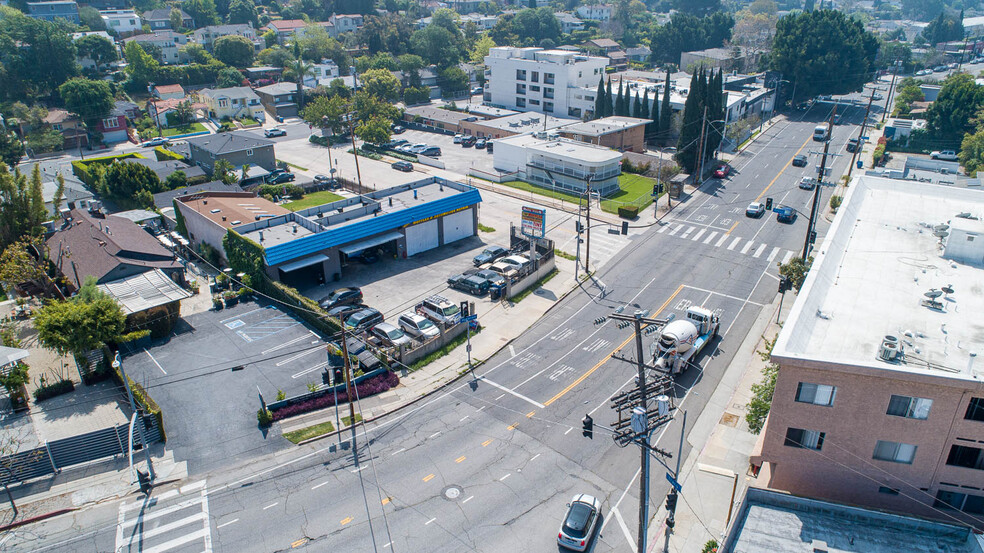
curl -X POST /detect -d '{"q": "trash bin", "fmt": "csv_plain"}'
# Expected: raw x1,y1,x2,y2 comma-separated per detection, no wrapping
857,160,863,169
490,284,503,301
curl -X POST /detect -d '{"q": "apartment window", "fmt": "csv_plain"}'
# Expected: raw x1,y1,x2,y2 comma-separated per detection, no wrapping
531,71,539,83
516,98,526,108
545,72,555,84
530,85,540,92
569,107,582,118
246,149,253,156
784,427,825,450
544,88,554,99
516,69,527,81
218,99,228,108
935,490,984,514
516,84,526,95
886,395,932,420
947,444,984,470
544,102,554,113
873,440,917,464
877,486,900,495
530,99,540,105
795,383,836,406
102,117,119,129
966,397,984,421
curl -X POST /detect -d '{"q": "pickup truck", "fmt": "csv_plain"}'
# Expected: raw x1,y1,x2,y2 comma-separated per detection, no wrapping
931,150,959,161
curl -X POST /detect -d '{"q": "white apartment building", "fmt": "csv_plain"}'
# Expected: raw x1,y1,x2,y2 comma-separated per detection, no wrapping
484,47,609,119
460,13,498,31
493,133,622,196
328,13,363,37
303,59,341,87
100,9,140,34
576,4,612,21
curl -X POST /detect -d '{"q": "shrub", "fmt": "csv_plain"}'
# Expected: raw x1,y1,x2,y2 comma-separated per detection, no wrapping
33,379,75,402
270,372,399,421
617,205,639,219
154,146,184,162
830,195,842,212
257,408,273,426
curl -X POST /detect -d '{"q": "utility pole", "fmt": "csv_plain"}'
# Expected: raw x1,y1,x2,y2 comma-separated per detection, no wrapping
696,106,708,182
803,108,836,260
881,59,900,124
607,311,676,553
584,175,592,275
845,87,879,183
339,326,357,436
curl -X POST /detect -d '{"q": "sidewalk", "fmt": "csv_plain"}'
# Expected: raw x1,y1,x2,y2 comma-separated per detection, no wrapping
647,292,791,552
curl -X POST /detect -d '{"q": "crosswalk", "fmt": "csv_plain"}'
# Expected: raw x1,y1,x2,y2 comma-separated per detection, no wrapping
116,480,212,553
657,223,796,265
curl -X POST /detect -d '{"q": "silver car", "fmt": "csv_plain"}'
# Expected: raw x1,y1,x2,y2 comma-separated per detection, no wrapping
370,322,412,347
557,494,602,551
397,312,440,340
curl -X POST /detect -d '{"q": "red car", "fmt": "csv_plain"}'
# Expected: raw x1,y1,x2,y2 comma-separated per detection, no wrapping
713,165,731,179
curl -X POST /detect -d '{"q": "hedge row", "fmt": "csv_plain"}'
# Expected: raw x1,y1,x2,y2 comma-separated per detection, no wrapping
33,379,75,402
71,153,146,187
271,371,399,421
107,347,166,442
154,146,185,162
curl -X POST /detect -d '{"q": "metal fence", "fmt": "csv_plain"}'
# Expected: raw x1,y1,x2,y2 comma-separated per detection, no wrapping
0,415,162,486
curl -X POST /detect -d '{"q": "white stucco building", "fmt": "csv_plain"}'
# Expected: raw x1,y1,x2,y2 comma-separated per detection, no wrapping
493,132,623,196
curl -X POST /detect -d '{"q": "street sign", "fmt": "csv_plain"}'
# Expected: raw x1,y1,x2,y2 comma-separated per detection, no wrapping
462,314,478,322
666,472,683,492
521,206,546,238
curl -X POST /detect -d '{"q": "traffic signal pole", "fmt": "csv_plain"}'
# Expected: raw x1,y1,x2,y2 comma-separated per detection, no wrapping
845,88,878,183
802,108,835,260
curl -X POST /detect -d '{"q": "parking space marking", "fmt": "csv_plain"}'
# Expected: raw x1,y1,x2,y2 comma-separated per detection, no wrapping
499,474,511,482
220,306,269,324
463,496,474,504
216,519,238,529
425,518,437,526
530,453,540,461
262,335,311,354
564,427,573,435
263,503,278,510
312,481,331,490
480,377,546,408
429,431,441,438
391,448,406,456
276,346,321,367
225,320,245,330
144,348,167,375
459,415,469,422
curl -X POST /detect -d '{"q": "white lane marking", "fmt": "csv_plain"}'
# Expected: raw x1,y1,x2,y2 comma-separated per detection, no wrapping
728,237,742,250
219,306,267,323
262,334,310,354
667,224,684,236
782,250,795,264
121,496,204,529
767,247,780,262
752,243,767,258
495,393,505,401
564,427,573,435
390,448,406,456
145,348,167,375
530,453,541,461
352,466,367,473
740,241,754,254
690,228,706,241
715,233,729,247
201,483,212,553
216,518,239,529
459,415,469,422
703,231,718,244
613,507,636,553
276,347,321,367
509,345,516,357
477,406,486,411
312,481,331,489
263,502,278,510
291,362,328,379
115,500,125,553
480,377,546,408
499,474,511,482
141,528,209,553
425,518,437,526
463,496,474,504
180,480,206,494
384,542,392,548
680,226,694,239
429,432,441,439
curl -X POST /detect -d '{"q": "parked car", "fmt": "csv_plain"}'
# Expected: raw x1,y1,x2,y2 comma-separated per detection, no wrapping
385,138,408,149
500,254,532,275
833,114,842,125
489,261,519,280
141,137,170,147
461,136,477,147
557,494,602,551
267,172,295,184
264,127,286,138
448,273,490,296
792,154,808,167
846,138,860,153
370,322,412,347
776,206,797,223
320,287,363,309
345,308,384,332
392,161,413,172
473,245,509,266
453,134,464,144
931,150,959,161
745,202,765,218
407,143,429,154
416,295,461,326
470,268,506,287
471,86,483,95
326,303,366,320
474,138,487,150
397,312,440,340
799,176,816,190
933,65,948,72
419,146,442,157
391,125,405,134
314,174,339,189
713,164,731,178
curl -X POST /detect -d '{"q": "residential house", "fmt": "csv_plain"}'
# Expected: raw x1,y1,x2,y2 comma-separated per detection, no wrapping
100,8,140,34
303,59,340,87
153,84,185,100
186,133,276,173
680,46,762,72
254,82,309,119
607,50,628,71
147,98,207,128
625,46,651,63
584,38,620,54
142,8,193,30
576,4,611,21
114,100,141,120
94,103,129,143
127,157,208,183
40,108,88,150
152,180,240,210
459,13,498,31
124,31,189,65
26,1,79,23
553,12,583,33
195,87,264,121
42,174,94,216
192,23,262,52
263,19,334,44
243,66,283,85
71,31,119,70
328,13,363,37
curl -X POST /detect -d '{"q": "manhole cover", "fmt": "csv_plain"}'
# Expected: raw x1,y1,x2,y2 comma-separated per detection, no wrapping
442,485,463,500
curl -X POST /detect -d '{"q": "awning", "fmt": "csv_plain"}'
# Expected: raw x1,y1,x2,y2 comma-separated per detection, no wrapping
277,253,329,273
97,269,192,315
0,346,29,368
158,235,175,248
339,231,403,256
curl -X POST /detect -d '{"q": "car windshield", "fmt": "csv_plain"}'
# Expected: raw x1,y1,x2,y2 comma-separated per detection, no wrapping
387,328,404,340
563,503,594,538
417,318,435,330
442,305,460,317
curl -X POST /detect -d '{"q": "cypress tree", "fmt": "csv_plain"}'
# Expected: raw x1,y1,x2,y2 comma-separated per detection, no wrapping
640,88,650,122
659,71,672,139
705,69,725,159
676,71,702,172
615,79,625,116
632,93,642,119
605,78,613,117
594,76,606,120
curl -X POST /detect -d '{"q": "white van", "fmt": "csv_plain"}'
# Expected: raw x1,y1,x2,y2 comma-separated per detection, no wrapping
813,124,830,142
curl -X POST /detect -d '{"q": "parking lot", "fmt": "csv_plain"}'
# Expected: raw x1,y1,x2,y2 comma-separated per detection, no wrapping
394,128,497,176
120,301,327,472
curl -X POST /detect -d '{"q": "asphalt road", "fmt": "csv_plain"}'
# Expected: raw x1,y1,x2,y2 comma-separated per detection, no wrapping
8,102,858,553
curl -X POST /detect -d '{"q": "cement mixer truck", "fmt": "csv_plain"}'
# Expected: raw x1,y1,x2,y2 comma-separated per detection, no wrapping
651,306,720,376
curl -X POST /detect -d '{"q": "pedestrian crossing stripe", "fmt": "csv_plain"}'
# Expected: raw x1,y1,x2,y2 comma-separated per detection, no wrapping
691,228,706,241
657,223,797,264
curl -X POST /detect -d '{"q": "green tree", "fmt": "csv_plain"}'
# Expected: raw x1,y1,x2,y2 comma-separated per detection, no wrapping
164,170,188,190
649,12,734,65
469,34,497,65
959,128,984,175
123,41,160,91
101,161,164,201
0,165,47,248
353,91,399,124
921,10,963,45
770,10,879,102
262,28,277,48
676,70,703,171
170,8,185,31
180,43,214,65
75,34,118,70
355,52,399,73
355,115,392,145
398,53,425,87
780,256,812,291
257,46,293,67
227,0,259,26
437,66,469,96
411,25,463,67
604,78,613,117
593,76,606,119
213,35,255,67
0,12,80,99
926,73,984,147
284,55,315,106
0,236,49,294
182,0,220,27
510,7,561,45
217,67,246,88
672,0,721,18
174,101,195,126
360,68,401,102
79,6,107,31
297,25,349,69
0,130,25,169
35,279,128,357
59,78,115,126
301,94,348,134
745,334,778,434
213,159,237,184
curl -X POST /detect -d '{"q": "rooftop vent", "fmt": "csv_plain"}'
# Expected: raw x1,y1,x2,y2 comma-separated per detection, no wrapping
878,335,901,362
231,220,241,225
210,209,220,214
222,216,227,221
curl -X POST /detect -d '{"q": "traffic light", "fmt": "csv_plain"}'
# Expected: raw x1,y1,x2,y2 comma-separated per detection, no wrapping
765,197,773,210
778,276,791,293
576,220,583,233
137,469,152,494
582,414,593,439
460,301,469,318
333,366,344,385
665,490,678,512
810,230,817,244
621,221,628,235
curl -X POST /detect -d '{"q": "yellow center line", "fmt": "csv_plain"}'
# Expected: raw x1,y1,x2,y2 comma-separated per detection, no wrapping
724,221,739,235
455,456,466,463
423,474,435,482
340,516,353,525
507,423,518,431
526,410,535,418
753,134,814,204
543,284,686,407
381,497,391,505
482,439,493,447
291,538,308,548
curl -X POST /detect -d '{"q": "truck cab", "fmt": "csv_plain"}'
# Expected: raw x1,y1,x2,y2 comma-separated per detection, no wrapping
813,124,830,142
686,306,719,336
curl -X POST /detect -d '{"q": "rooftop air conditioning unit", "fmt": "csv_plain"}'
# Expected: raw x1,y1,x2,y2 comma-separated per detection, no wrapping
878,335,901,361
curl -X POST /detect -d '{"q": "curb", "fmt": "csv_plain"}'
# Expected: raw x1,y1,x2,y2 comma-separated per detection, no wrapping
0,508,76,532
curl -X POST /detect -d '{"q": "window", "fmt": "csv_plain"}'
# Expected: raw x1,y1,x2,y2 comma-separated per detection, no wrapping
966,397,984,421
218,99,228,108
530,85,540,92
947,444,984,470
886,395,932,419
784,427,825,450
246,149,253,156
529,99,540,105
544,88,554,99
531,71,539,83
516,84,526,95
873,440,917,464
544,102,554,113
102,117,120,129
545,72,555,85
516,69,526,81
795,383,836,406
878,486,899,495
935,490,984,514
516,98,526,108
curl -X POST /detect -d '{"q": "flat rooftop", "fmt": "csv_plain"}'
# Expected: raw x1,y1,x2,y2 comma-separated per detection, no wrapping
773,176,984,381
560,116,650,136
500,133,622,164
472,112,574,133
176,193,291,230
722,488,982,553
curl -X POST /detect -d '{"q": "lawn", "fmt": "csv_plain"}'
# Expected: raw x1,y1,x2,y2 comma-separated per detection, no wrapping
161,123,208,137
498,180,588,206
283,190,345,211
282,421,335,444
238,117,260,126
600,174,659,214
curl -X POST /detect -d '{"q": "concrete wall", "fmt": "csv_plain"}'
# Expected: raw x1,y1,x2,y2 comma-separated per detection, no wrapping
506,255,556,299
176,201,231,261
399,321,469,366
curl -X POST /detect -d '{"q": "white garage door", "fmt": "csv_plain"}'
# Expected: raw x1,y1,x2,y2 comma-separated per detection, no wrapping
405,220,439,256
442,208,474,244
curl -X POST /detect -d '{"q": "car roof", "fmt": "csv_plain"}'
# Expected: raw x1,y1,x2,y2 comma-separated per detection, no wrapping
374,322,398,332
400,311,426,321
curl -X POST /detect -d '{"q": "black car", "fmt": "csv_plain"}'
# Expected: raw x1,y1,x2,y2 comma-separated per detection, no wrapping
447,274,490,296
475,138,487,149
792,154,808,167
473,245,508,266
326,303,366,320
392,125,405,134
344,308,384,332
320,287,363,309
485,141,493,153
267,172,295,184
776,206,797,223
461,136,477,147
391,161,413,172
470,268,506,287
314,174,340,189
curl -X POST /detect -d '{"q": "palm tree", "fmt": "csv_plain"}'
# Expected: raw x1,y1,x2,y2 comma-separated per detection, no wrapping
284,57,315,108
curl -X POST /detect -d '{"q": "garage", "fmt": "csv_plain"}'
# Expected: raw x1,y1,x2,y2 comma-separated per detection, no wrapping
405,220,439,256
442,208,474,244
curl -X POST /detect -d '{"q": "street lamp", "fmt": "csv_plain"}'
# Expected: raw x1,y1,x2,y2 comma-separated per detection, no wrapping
112,352,156,485
699,119,727,182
